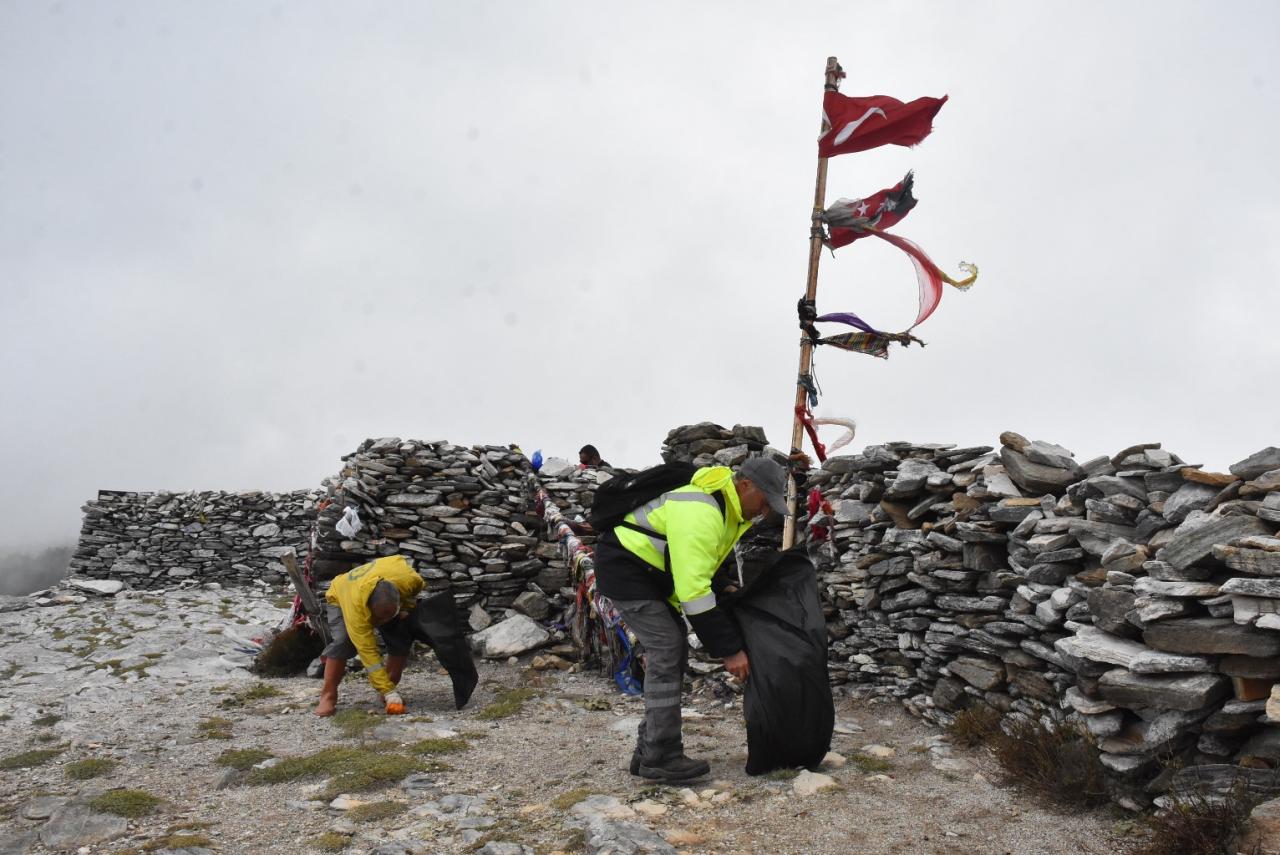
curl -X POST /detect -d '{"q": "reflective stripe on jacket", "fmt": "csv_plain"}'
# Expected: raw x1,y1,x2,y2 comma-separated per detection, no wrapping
325,554,424,694
612,465,751,656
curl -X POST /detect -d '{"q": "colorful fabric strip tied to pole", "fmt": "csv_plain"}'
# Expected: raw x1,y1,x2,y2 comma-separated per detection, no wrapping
526,473,642,695
813,171,978,359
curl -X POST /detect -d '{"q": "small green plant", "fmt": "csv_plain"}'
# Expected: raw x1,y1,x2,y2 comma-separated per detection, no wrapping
410,736,469,755
947,704,1002,748
246,746,437,799
346,801,407,822
476,687,538,720
764,767,801,781
0,747,63,770
578,698,611,711
219,683,283,708
550,787,592,810
33,713,62,727
216,748,274,770
331,709,382,739
66,758,117,780
313,831,352,851
89,788,162,818
1124,785,1260,855
142,833,213,851
850,752,892,774
990,717,1108,808
197,716,234,740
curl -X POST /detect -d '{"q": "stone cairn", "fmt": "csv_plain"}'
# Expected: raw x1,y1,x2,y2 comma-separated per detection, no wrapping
661,422,773,467
308,438,571,625
808,433,1280,802
69,489,320,588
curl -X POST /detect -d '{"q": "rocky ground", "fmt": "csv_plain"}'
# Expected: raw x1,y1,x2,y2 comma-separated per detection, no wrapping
1,582,1128,855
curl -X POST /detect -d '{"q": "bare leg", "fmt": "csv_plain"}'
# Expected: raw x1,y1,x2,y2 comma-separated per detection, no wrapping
314,657,346,717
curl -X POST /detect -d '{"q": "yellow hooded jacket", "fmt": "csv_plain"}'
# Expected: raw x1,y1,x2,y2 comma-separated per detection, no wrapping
325,555,424,695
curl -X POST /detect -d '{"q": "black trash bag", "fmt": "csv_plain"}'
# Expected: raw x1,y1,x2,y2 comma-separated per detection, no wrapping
409,591,479,710
726,546,833,775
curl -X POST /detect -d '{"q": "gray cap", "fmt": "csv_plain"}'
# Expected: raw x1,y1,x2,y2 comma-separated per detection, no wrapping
739,456,789,517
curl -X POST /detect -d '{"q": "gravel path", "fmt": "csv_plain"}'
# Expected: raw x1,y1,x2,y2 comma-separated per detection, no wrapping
2,637,1125,855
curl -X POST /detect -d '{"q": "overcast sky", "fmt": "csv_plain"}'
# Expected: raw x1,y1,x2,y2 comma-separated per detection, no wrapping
2,1,1278,553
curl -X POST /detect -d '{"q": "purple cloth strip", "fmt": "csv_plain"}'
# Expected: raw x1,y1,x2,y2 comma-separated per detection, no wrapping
816,312,880,335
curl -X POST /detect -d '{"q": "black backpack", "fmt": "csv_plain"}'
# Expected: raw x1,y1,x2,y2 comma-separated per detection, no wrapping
588,462,701,535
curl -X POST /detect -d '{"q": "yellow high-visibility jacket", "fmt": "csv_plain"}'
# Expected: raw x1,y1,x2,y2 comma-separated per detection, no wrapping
326,554,423,695
610,466,751,656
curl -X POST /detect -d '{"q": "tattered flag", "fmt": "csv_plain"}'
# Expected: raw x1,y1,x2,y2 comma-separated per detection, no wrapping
822,172,917,249
818,93,947,158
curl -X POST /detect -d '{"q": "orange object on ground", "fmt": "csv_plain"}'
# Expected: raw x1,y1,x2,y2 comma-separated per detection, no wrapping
385,702,406,715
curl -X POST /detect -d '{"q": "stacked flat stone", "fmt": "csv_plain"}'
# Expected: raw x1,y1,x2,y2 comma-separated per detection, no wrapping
69,489,319,588
661,422,770,468
805,439,1062,724
808,435,1280,804
311,438,551,620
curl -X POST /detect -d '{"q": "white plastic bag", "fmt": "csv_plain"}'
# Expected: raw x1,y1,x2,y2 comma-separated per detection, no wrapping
336,506,363,538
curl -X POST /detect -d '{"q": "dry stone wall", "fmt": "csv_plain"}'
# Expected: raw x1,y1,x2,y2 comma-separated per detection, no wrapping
68,423,1280,803
69,489,320,587
808,433,1280,804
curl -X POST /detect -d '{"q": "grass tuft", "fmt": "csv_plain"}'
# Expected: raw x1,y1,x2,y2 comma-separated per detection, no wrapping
313,831,352,852
216,748,274,770
947,704,1002,748
0,747,63,770
33,714,62,727
850,753,892,774
196,716,234,740
89,788,162,818
246,746,439,799
219,682,283,708
143,833,213,851
346,801,407,822
331,709,382,738
66,758,117,780
476,687,538,720
990,717,1109,809
410,736,469,755
550,787,592,811
764,767,801,781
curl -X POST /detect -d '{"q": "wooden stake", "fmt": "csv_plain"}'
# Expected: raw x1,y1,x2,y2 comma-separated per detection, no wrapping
783,56,843,550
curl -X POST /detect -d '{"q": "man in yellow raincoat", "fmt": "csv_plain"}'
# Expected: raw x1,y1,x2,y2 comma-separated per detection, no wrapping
314,554,424,717
593,457,789,781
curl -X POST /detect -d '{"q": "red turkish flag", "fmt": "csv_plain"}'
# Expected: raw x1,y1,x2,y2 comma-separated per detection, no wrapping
823,172,917,249
818,92,947,158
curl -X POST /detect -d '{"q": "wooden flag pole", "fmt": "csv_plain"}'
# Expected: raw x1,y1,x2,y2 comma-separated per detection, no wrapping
783,56,843,551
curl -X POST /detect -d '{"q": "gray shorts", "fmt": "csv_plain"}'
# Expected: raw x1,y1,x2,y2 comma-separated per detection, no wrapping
321,603,415,661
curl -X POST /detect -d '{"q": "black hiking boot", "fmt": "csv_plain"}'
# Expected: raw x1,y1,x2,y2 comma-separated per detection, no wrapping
637,754,710,782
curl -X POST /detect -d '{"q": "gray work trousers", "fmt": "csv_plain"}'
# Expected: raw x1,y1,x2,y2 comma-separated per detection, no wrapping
611,598,689,763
